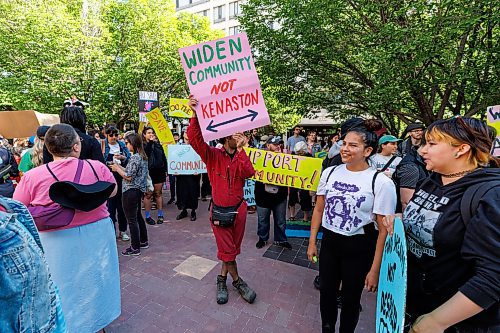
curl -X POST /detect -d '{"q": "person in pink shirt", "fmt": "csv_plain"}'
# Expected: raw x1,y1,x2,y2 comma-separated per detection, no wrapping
13,124,121,333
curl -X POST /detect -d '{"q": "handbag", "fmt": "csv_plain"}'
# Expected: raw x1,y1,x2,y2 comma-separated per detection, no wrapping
210,199,244,227
27,159,85,231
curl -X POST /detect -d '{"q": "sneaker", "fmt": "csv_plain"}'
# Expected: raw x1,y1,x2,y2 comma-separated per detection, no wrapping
190,211,197,221
140,242,149,249
233,278,256,304
167,198,175,205
201,196,207,202
216,275,228,305
255,239,267,249
176,210,188,220
120,232,130,241
121,247,140,256
157,216,164,224
274,241,292,250
146,217,156,225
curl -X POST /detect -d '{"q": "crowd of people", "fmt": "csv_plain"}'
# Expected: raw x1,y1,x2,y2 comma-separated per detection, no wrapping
0,96,498,333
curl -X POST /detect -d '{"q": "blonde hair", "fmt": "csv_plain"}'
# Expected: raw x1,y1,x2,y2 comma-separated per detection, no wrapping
30,137,45,168
425,118,496,168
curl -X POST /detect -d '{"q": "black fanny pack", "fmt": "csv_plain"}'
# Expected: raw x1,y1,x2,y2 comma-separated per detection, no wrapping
210,199,244,227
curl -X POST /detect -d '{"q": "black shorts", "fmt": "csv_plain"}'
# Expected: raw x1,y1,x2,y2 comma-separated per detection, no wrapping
149,168,166,185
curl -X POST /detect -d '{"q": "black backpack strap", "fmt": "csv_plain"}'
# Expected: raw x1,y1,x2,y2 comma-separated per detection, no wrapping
45,163,60,181
460,181,499,227
85,160,100,181
380,155,397,172
372,171,381,195
325,165,341,184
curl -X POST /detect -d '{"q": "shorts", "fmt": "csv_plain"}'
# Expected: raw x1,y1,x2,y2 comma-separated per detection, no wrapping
211,202,247,262
149,168,166,185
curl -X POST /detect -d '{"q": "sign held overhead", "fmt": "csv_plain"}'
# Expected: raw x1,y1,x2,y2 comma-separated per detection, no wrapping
179,33,270,141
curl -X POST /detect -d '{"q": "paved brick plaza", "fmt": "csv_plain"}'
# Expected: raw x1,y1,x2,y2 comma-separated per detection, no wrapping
107,198,376,332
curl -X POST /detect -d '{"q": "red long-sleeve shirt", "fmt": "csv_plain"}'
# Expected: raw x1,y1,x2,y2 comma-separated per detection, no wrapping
187,117,255,206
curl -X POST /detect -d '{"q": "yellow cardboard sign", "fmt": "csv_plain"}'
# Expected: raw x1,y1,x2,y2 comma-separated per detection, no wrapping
138,121,147,135
487,105,500,156
245,147,323,191
169,98,194,118
145,108,175,156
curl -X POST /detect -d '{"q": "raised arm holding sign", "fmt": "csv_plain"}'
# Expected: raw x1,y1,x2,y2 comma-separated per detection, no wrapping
179,33,270,141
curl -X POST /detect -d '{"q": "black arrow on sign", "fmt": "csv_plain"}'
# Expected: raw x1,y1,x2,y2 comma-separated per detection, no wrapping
206,109,258,133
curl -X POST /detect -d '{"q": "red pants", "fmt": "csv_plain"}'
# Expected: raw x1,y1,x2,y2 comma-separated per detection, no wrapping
211,202,247,262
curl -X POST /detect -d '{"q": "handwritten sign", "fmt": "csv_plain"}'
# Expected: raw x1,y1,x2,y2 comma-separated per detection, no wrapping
169,98,194,118
179,33,270,141
376,217,407,333
145,108,175,156
138,91,159,122
245,147,322,191
487,105,500,156
167,145,206,175
244,179,256,206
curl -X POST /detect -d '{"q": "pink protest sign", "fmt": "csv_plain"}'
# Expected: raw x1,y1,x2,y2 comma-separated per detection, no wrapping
486,105,500,156
179,33,270,141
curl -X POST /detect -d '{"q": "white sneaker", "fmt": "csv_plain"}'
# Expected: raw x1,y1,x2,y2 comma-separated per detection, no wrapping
120,232,130,241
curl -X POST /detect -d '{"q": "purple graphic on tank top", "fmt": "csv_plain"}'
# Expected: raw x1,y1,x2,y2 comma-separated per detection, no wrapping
324,181,367,232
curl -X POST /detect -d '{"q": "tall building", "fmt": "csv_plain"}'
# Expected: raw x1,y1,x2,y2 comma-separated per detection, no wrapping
175,0,243,35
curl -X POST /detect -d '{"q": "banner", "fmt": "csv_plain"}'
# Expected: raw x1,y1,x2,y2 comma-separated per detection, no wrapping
167,145,207,175
487,105,500,156
376,218,407,333
244,179,256,206
138,91,159,122
0,110,59,139
169,98,194,118
145,108,175,156
245,147,322,191
179,33,270,141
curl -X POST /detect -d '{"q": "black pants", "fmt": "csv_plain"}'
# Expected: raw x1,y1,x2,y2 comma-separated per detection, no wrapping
319,228,376,333
122,189,148,250
108,176,127,232
168,174,176,200
201,173,211,198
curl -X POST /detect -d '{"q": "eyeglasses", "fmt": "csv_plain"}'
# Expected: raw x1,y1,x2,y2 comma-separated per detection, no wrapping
410,129,423,133
108,133,119,137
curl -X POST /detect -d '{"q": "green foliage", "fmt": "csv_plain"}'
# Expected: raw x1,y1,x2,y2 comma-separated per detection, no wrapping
240,0,500,133
0,0,223,126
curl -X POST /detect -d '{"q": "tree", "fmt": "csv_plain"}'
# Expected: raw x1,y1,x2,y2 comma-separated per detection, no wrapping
240,0,500,133
0,0,223,127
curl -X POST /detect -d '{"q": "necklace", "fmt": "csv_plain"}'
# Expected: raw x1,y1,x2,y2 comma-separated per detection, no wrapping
442,168,478,178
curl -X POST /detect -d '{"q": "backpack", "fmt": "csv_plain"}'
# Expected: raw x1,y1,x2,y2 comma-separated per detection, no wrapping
460,180,500,226
0,148,12,179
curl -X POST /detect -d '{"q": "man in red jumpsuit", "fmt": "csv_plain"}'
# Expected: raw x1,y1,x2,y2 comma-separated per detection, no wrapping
187,96,257,305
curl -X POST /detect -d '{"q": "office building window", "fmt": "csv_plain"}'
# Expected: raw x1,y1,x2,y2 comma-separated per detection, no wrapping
213,5,225,22
197,9,209,17
176,0,205,9
229,26,241,35
229,1,241,18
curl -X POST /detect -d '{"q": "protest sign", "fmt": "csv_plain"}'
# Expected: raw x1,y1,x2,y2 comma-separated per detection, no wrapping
376,217,407,333
179,33,270,141
169,98,194,118
245,147,322,191
244,179,256,206
167,145,206,175
487,105,500,156
138,91,159,122
0,110,59,139
145,108,175,156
